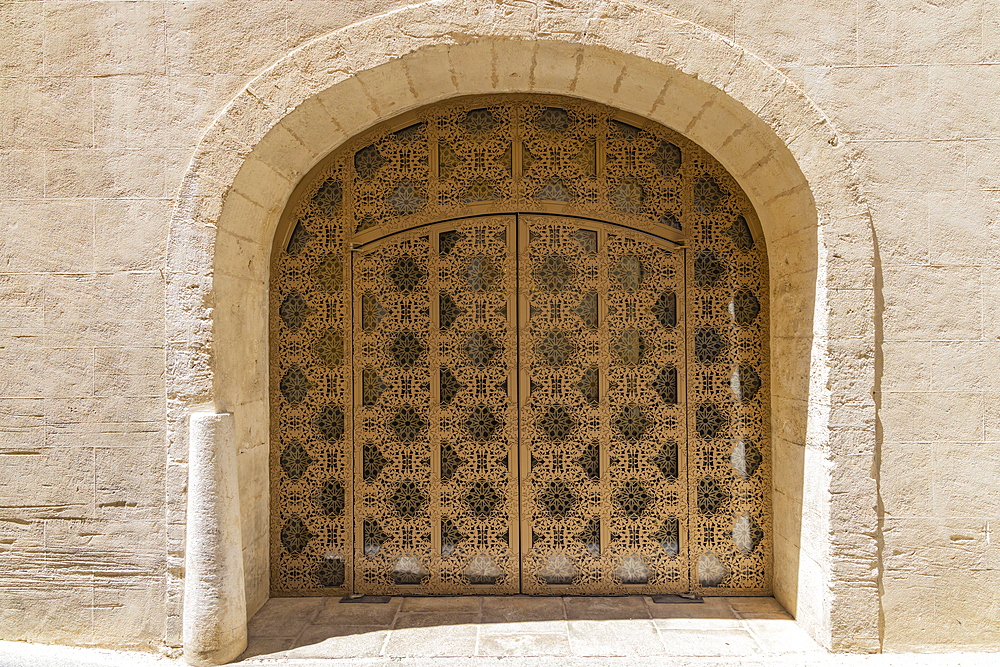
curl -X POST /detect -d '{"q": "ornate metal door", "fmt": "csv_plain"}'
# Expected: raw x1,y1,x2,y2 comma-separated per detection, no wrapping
352,213,687,595
271,95,772,598
352,215,520,595
519,214,686,594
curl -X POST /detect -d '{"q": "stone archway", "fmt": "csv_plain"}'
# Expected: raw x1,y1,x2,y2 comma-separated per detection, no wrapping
165,2,877,662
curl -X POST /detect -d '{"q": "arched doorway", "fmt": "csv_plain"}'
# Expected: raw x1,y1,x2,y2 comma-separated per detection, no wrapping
270,95,771,597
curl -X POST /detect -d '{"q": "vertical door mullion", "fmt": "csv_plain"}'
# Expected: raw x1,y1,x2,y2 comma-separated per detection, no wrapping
597,226,612,587
510,215,522,594
429,230,442,589
683,245,696,593
350,250,360,593
516,214,530,592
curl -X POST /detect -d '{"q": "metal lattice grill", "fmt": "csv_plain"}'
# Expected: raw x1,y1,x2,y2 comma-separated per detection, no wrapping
271,162,351,594
519,216,687,594
269,95,771,597
352,234,434,590
352,217,520,595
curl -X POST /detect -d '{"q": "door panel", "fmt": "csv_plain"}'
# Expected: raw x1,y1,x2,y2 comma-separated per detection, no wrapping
433,216,519,593
517,216,606,592
352,231,434,593
519,214,688,594
272,96,774,599
601,224,688,592
352,216,519,594
352,213,686,595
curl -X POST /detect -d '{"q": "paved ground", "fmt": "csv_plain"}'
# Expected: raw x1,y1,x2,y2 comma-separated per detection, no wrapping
1,596,998,666
239,595,820,661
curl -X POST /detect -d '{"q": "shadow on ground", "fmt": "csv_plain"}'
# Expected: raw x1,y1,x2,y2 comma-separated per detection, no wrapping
238,595,822,661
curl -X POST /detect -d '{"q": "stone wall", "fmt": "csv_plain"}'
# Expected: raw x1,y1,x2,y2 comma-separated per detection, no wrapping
0,0,997,654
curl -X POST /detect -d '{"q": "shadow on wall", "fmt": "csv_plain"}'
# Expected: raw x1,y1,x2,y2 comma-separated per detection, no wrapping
768,238,819,624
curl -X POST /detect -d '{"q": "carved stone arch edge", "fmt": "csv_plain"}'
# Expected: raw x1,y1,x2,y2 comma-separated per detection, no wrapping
164,1,878,659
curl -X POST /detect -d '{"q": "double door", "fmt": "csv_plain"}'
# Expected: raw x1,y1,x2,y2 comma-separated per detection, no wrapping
352,214,687,594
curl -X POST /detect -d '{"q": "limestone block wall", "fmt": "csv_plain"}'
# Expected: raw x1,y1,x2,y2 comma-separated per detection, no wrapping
0,0,997,655
775,18,1000,650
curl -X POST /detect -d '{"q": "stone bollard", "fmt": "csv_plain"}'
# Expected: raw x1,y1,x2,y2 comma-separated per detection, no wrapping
183,412,247,665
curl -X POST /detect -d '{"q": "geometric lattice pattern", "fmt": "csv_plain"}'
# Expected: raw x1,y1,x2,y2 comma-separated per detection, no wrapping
352,233,435,591
270,159,351,595
432,217,518,593
601,226,688,590
352,216,518,595
685,154,771,593
271,95,771,597
520,215,688,594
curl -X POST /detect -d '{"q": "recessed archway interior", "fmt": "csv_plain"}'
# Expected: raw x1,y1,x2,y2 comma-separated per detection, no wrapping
268,95,773,598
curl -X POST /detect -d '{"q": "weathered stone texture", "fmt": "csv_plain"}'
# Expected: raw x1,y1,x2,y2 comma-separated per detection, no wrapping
1,1,171,646
0,0,997,656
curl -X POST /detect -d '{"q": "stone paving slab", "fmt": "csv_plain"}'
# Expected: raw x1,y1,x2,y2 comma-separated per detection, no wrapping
313,597,399,626
656,628,762,657
239,595,830,661
383,626,480,657
0,596,996,667
566,618,667,656
238,657,1000,666
481,596,564,623
248,598,325,638
285,626,388,660
1,641,999,667
477,631,572,657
